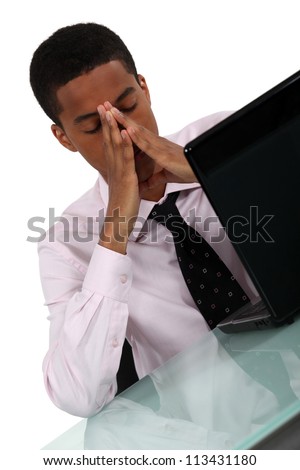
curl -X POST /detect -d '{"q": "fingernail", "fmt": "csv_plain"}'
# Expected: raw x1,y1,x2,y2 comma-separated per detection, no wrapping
112,107,124,118
97,106,103,118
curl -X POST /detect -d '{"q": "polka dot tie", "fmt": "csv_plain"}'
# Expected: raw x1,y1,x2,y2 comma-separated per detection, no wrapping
148,191,249,329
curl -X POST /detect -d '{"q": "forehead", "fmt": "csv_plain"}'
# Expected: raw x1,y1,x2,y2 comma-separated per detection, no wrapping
56,60,138,120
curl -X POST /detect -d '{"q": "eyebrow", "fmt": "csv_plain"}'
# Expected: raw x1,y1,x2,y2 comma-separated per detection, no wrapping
73,86,136,125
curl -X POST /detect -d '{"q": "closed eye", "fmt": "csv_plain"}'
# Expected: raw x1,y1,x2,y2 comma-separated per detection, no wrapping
84,121,101,135
119,102,137,114
84,102,138,135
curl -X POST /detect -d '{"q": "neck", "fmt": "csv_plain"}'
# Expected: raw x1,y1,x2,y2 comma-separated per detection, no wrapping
141,182,166,202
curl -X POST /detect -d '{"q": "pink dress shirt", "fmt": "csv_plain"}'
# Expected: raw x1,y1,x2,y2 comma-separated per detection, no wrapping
39,112,259,417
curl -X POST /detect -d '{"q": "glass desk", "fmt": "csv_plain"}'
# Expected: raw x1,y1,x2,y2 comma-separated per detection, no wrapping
43,315,300,450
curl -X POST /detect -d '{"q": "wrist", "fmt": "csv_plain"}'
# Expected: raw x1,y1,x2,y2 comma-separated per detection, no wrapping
99,220,129,255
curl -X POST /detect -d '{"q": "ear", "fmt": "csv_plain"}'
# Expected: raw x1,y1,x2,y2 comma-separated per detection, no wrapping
137,74,151,104
51,124,78,152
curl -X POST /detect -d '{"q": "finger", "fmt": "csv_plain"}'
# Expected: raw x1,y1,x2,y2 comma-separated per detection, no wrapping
110,106,142,138
110,106,194,183
121,130,135,175
110,106,162,157
98,104,112,149
106,112,135,180
105,110,123,152
106,110,137,170
104,101,113,111
110,106,130,124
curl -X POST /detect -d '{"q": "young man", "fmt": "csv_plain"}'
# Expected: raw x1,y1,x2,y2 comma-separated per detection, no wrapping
30,23,258,417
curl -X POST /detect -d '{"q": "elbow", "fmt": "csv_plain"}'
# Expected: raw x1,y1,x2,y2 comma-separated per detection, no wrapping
53,393,102,419
59,402,102,419
44,374,116,418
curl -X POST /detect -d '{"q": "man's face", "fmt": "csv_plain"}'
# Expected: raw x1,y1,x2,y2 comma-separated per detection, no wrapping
52,60,159,183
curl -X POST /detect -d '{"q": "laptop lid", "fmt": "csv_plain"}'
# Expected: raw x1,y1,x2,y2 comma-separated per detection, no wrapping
184,70,300,325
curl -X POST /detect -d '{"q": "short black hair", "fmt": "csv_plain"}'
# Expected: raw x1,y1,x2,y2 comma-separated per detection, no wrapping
29,23,138,125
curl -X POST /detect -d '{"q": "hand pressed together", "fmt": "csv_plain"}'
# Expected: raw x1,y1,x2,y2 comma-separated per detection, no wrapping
108,103,197,193
98,101,197,253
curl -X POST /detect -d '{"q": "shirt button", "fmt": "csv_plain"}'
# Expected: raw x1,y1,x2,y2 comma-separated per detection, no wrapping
112,338,119,348
120,274,128,284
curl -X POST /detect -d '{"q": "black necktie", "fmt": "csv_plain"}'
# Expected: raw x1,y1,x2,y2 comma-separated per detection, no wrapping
148,191,249,329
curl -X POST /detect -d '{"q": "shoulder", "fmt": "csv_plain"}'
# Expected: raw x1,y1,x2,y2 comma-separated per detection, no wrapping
61,177,103,220
165,111,234,146
37,177,104,257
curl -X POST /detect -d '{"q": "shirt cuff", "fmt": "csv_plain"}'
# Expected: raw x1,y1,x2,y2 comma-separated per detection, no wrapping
82,244,132,302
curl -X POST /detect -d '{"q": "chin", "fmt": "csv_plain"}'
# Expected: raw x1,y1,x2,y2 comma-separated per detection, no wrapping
135,156,155,183
136,171,153,184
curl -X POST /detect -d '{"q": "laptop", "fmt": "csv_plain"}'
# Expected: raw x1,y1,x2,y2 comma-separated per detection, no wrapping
184,70,300,333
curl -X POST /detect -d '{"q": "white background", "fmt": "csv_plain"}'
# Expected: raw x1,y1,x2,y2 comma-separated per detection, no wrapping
1,0,299,464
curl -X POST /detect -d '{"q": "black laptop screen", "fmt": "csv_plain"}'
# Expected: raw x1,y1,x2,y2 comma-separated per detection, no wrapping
185,71,300,323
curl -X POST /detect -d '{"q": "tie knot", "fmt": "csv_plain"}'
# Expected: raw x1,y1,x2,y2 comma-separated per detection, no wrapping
148,191,185,233
148,191,180,219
